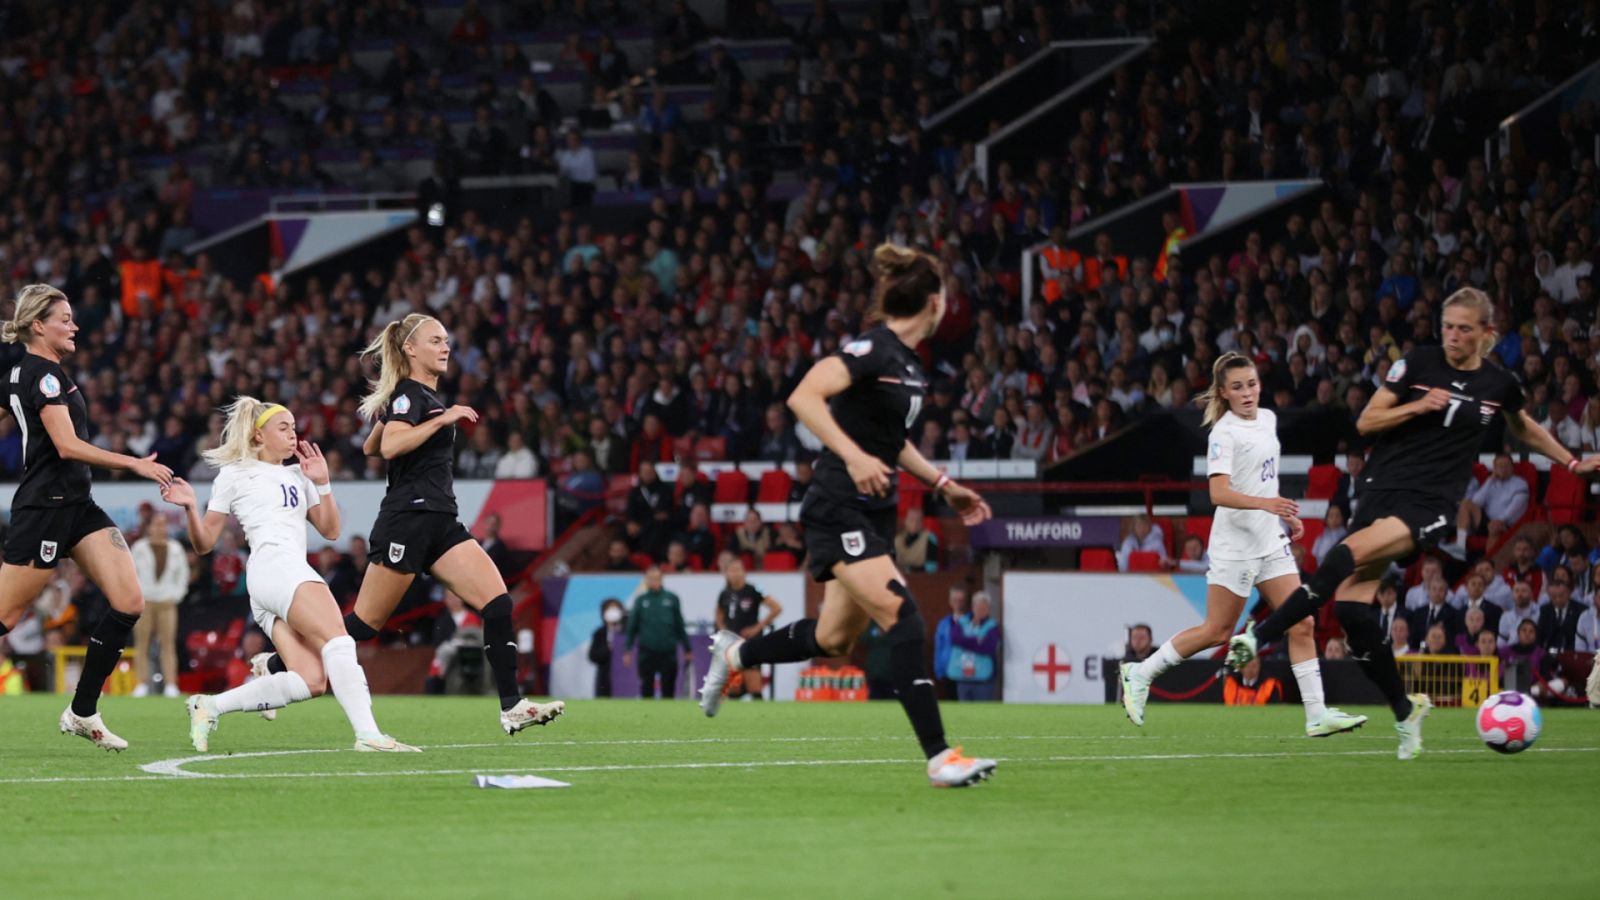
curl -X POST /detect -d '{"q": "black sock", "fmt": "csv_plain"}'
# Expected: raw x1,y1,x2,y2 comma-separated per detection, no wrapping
1256,544,1357,644
480,594,522,711
343,612,379,642
1335,601,1413,721
738,619,821,668
0,620,9,637
886,582,948,760
266,654,287,674
72,609,138,717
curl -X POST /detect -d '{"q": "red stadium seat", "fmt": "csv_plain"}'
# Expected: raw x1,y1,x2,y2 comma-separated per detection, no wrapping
757,469,793,502
713,470,750,503
1183,516,1213,543
1126,551,1163,572
763,550,799,571
1512,461,1538,502
630,553,656,570
692,436,726,461
1544,464,1587,525
1079,548,1117,571
1305,464,1340,500
1471,462,1490,486
1299,518,1324,555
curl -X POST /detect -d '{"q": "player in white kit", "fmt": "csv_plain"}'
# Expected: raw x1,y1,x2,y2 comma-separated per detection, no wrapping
161,397,417,752
1121,353,1366,737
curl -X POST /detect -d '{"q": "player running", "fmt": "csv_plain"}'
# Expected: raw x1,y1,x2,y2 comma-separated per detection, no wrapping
1228,288,1600,759
163,398,417,752
251,314,563,735
1120,352,1366,737
0,285,173,751
712,556,784,700
698,245,997,788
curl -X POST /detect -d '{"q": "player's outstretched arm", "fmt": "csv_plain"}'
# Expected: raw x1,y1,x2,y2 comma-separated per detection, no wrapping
379,406,478,459
297,441,341,540
40,405,172,485
160,478,228,555
362,421,385,457
1505,411,1599,476
1357,385,1449,436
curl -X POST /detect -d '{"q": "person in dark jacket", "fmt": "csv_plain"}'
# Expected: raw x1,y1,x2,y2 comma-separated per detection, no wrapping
588,598,627,697
625,566,690,697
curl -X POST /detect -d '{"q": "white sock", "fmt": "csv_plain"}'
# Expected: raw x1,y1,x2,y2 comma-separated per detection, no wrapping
322,635,381,738
1291,659,1326,724
213,671,311,715
1133,640,1185,682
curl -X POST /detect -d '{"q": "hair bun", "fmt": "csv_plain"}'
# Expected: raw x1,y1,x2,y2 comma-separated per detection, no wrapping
873,243,919,277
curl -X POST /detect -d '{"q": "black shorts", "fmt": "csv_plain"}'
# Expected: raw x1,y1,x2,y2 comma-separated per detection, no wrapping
799,493,897,583
3,501,117,569
368,510,476,575
1348,488,1457,566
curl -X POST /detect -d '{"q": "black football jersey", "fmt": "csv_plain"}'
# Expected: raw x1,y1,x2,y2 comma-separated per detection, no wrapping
6,354,92,508
379,378,458,515
719,583,764,632
810,326,926,510
1363,346,1524,501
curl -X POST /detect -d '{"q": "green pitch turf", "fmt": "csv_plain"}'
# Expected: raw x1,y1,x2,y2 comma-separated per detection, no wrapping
1,695,1592,899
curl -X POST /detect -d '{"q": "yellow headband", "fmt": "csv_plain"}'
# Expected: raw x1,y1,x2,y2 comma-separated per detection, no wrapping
254,404,289,431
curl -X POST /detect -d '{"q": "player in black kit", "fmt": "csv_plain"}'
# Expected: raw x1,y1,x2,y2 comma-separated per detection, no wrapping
713,557,784,699
697,245,998,787
1229,289,1599,759
254,314,564,735
0,285,174,750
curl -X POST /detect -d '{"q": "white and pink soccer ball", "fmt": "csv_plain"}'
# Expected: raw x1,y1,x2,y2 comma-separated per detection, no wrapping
1476,691,1542,754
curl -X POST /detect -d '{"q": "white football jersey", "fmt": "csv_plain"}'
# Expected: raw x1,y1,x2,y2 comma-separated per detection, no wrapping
1205,409,1289,560
207,460,321,557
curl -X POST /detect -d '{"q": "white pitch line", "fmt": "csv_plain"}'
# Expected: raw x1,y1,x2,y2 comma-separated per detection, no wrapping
0,743,1585,786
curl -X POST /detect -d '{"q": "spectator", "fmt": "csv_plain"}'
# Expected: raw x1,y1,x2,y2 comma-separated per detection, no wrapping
680,505,717,569
892,506,939,574
1224,657,1282,705
477,513,513,580
1454,572,1504,637
587,598,627,698
1012,399,1054,462
1503,537,1544,599
1408,578,1461,651
787,461,813,502
1312,506,1347,564
604,539,639,571
494,431,541,479
731,508,772,567
556,449,605,529
1117,514,1166,571
1420,623,1451,656
625,461,673,560
933,587,968,698
772,522,806,561
1174,534,1209,574
1374,579,1403,645
1389,617,1413,656
624,566,690,699
1404,557,1447,611
1498,580,1542,646
128,514,191,698
425,593,485,696
946,590,999,702
756,403,801,463
1323,638,1350,661
1445,454,1528,556
1454,558,1513,610
1455,605,1493,655
1123,624,1155,663
1537,576,1587,653
1500,619,1547,687
556,129,598,206
1330,452,1365,520
456,427,503,478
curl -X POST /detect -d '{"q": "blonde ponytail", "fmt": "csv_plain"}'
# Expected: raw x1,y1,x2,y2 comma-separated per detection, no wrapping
2,284,67,345
203,396,271,467
1442,287,1496,358
358,314,436,421
1196,351,1256,427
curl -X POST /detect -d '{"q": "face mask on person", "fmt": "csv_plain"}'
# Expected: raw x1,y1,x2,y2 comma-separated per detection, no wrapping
603,607,623,625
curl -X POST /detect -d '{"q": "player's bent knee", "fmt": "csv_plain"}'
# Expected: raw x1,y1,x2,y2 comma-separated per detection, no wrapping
302,671,329,696
885,580,927,644
1287,617,1315,639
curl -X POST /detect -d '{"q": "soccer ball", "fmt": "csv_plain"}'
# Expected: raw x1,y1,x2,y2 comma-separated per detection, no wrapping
1475,691,1542,754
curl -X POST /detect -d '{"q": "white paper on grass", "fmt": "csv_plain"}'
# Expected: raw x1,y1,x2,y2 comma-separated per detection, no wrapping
473,775,571,789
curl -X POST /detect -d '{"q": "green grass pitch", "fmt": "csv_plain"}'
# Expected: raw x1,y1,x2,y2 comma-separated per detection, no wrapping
1,695,1592,898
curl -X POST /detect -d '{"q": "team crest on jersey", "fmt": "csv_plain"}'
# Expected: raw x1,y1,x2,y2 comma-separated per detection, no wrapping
1385,359,1406,384
39,374,61,398
39,541,57,563
1209,441,1222,460
392,394,411,415
841,530,865,556
388,542,406,563
842,339,872,357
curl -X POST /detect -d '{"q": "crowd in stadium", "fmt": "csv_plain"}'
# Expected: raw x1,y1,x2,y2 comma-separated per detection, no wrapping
1,1,1599,693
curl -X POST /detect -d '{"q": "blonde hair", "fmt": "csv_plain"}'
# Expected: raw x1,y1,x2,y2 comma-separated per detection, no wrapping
358,314,437,421
203,395,285,467
1442,287,1496,358
1197,351,1256,427
2,284,67,344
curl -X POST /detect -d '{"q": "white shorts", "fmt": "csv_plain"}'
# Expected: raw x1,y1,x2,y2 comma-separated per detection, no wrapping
247,554,326,635
1206,545,1298,598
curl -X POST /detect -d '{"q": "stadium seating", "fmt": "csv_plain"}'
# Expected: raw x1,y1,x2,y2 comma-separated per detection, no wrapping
1079,549,1118,572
